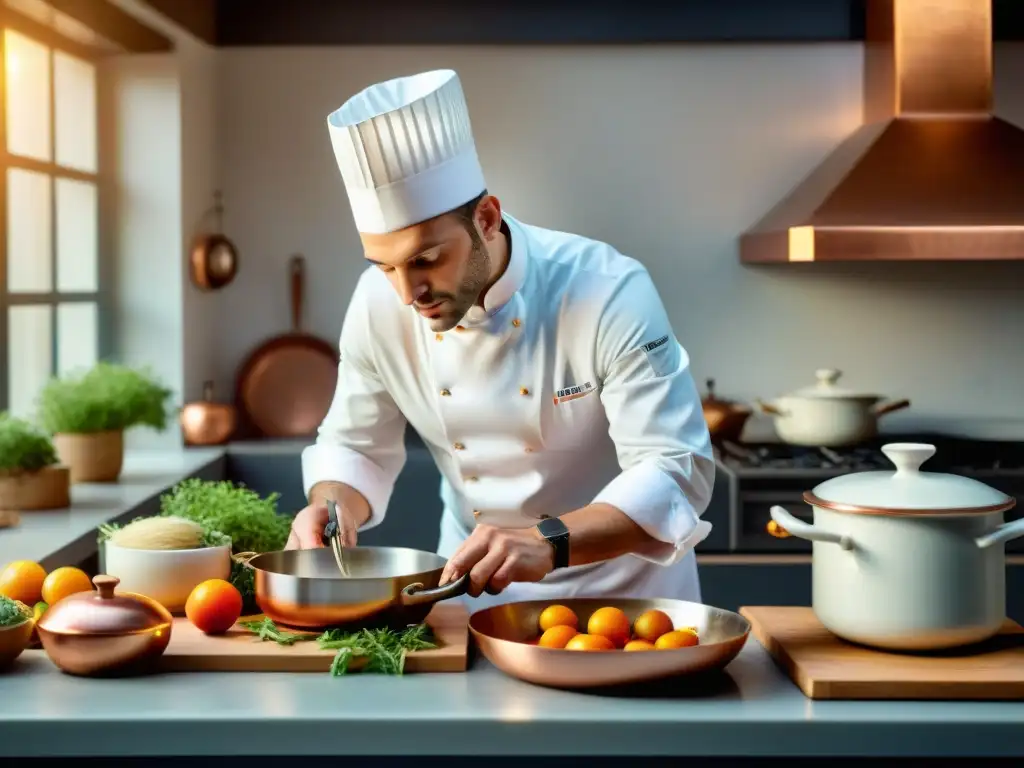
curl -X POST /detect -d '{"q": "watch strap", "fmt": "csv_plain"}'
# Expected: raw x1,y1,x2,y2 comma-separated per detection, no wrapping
537,516,570,569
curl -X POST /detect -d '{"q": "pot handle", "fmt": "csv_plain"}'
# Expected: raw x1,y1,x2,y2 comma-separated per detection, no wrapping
754,399,786,416
401,573,470,607
233,551,260,569
873,399,910,417
769,506,854,550
975,518,1024,550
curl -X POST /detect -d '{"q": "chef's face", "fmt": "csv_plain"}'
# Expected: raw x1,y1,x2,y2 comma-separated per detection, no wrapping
361,195,503,332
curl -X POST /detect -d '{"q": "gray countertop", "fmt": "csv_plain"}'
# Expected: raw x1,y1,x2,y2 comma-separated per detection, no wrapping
1,447,1023,759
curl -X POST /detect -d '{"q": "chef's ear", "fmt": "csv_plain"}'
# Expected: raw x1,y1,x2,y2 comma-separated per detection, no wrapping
474,195,503,241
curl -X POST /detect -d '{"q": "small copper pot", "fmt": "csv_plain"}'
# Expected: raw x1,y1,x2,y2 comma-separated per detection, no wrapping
179,380,237,446
701,378,751,444
36,574,173,677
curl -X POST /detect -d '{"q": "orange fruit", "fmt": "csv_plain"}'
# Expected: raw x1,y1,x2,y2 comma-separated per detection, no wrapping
185,579,243,635
586,606,631,648
538,604,578,632
632,609,674,643
624,639,657,651
537,624,578,649
0,561,46,605
41,567,93,605
654,629,700,649
564,633,616,651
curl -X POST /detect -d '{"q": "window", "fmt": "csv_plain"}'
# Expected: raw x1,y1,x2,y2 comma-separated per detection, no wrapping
1,27,102,418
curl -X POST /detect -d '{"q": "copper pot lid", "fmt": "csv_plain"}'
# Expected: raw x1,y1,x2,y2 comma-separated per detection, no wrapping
806,443,1015,517
37,575,172,635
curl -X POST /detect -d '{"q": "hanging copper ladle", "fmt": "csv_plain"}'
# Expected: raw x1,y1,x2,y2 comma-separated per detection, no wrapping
189,190,239,291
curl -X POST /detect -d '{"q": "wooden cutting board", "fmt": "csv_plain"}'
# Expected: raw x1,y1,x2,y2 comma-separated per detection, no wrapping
740,606,1024,700
160,602,469,673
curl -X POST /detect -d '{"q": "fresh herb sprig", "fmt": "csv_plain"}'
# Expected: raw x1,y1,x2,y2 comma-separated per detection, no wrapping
240,617,438,676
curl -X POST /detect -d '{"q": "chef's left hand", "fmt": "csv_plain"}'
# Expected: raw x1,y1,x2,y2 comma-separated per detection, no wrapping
439,524,555,597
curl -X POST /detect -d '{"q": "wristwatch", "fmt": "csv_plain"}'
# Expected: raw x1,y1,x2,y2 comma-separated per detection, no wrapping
536,516,570,570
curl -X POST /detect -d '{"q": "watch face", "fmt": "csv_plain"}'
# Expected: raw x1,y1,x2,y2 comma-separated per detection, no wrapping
539,517,567,538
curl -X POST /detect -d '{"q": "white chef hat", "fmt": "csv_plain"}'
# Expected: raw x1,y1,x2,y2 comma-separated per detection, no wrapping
326,69,487,235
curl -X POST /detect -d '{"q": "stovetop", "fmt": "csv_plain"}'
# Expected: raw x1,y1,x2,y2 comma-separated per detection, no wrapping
715,433,1024,477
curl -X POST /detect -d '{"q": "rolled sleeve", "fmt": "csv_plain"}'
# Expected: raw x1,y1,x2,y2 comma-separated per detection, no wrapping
300,272,407,531
591,267,715,566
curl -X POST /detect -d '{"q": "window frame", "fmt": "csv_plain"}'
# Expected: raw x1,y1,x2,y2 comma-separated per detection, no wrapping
0,13,111,416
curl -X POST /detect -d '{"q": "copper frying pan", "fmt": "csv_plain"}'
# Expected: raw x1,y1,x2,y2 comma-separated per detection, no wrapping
235,254,338,438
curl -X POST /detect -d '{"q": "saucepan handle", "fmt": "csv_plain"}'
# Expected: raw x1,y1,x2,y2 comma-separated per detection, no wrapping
975,517,1024,550
401,573,470,606
233,551,260,568
769,506,854,551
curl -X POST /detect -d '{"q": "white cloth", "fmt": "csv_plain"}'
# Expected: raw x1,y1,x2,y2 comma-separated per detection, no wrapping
302,214,716,611
326,69,486,234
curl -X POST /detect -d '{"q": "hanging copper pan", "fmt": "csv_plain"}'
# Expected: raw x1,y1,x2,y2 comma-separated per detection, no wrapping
189,191,239,291
235,255,338,438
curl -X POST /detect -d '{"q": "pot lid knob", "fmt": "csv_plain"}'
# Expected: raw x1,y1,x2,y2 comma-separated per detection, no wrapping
882,443,937,476
814,368,841,388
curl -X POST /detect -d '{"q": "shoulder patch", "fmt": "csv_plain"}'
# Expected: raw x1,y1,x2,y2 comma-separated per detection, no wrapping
640,334,675,377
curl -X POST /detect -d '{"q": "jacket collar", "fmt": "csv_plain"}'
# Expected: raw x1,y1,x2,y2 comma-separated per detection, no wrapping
461,212,528,325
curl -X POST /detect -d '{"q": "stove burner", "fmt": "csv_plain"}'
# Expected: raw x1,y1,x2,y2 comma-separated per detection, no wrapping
717,436,1024,474
719,441,896,471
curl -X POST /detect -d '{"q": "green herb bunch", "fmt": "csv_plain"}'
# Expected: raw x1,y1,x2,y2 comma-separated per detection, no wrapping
0,413,59,474
36,362,173,435
0,595,32,627
241,617,438,676
157,479,293,610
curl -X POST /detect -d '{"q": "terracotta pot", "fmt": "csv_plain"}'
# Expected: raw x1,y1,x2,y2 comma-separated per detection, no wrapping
54,431,124,483
0,465,71,512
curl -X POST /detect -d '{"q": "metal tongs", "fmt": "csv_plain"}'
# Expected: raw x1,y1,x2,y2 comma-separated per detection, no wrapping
320,499,351,577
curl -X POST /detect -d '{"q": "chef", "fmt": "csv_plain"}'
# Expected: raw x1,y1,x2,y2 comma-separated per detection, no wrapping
288,68,715,610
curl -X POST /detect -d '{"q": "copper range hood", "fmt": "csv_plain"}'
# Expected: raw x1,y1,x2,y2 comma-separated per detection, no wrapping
740,0,1024,263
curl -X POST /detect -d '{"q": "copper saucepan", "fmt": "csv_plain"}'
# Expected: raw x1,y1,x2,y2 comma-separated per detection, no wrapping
240,547,469,629
189,190,239,291
470,597,750,689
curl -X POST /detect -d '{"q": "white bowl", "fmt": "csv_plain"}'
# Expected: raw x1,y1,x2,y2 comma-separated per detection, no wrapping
102,541,232,613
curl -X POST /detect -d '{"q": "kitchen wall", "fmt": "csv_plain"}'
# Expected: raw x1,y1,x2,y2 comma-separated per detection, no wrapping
101,0,219,450
211,43,1024,440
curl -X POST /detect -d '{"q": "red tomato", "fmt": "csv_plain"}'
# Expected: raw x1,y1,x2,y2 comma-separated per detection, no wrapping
185,579,243,635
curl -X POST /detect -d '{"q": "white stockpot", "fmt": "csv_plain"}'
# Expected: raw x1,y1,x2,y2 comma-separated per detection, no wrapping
755,368,910,446
770,442,1024,651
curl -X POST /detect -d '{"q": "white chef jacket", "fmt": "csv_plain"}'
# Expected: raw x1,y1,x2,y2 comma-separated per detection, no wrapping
302,213,715,611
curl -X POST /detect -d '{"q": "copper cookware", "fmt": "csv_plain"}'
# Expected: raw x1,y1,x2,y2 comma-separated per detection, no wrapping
241,547,469,629
179,380,237,445
235,254,338,438
469,598,750,689
36,574,173,677
701,378,751,444
189,190,239,291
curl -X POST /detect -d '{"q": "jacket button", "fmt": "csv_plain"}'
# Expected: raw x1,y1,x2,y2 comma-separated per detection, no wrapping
440,388,451,397
456,325,466,332
454,442,465,451
473,510,482,518
511,318,521,328
435,333,444,341
519,387,529,396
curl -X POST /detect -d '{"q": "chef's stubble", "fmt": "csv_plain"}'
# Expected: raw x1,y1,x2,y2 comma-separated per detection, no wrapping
427,229,490,333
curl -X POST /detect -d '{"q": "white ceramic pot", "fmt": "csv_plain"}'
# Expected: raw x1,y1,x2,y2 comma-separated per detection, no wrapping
769,442,1024,651
755,368,909,446
102,541,232,613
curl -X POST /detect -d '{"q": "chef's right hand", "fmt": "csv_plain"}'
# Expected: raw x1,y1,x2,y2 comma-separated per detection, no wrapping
285,501,358,550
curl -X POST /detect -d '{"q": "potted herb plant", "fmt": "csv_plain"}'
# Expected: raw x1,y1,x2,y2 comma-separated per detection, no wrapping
36,362,173,483
0,413,71,513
